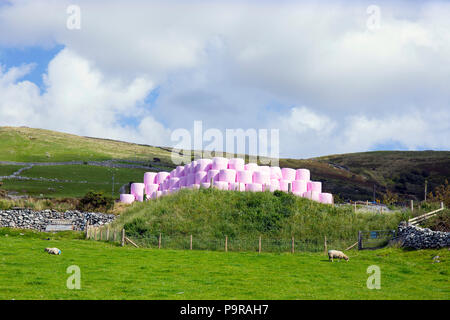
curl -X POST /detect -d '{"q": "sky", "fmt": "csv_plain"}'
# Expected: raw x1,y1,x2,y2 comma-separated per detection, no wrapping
0,0,449,159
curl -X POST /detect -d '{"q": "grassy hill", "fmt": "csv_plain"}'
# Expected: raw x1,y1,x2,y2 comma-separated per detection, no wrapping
0,126,449,201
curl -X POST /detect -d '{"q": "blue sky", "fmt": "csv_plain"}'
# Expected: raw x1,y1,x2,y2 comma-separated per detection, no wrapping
0,0,449,158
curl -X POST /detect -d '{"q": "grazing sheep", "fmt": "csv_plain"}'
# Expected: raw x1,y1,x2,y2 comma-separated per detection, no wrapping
328,250,348,262
44,247,61,255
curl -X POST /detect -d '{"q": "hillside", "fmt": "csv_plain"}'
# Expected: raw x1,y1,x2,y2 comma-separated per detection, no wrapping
0,126,449,201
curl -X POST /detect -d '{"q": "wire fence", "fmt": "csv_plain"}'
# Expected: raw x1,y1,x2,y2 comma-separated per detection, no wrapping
86,226,357,253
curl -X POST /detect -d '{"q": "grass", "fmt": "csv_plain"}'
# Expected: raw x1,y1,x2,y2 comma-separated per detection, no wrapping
0,228,448,300
0,164,149,198
110,189,407,251
0,165,22,176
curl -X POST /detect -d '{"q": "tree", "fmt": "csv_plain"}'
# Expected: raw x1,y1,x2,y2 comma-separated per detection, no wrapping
427,180,450,207
382,189,399,205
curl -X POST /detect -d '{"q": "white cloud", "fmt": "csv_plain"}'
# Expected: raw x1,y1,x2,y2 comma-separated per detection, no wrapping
0,48,171,146
0,0,449,158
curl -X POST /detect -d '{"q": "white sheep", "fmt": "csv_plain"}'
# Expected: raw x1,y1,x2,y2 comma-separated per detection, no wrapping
328,250,349,262
44,247,61,255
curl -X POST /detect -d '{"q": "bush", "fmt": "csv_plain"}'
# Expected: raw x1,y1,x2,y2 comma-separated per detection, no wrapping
77,191,114,212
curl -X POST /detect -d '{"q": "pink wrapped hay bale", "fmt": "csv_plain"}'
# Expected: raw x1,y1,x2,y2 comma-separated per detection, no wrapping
219,169,236,183
195,159,212,172
212,157,228,170
155,172,170,185
246,183,263,192
296,169,310,181
307,181,322,193
213,181,229,190
190,184,200,189
303,191,320,201
145,183,159,195
279,180,291,192
207,169,220,183
319,193,333,204
169,177,180,189
195,171,208,184
200,182,211,189
186,173,196,186
179,176,186,187
120,194,135,204
270,179,280,192
245,163,258,172
144,172,157,185
189,161,198,174
136,194,144,202
176,166,185,177
292,180,307,194
229,182,246,191
236,170,252,184
228,158,245,171
270,167,282,179
131,183,145,197
281,168,296,181
253,171,270,185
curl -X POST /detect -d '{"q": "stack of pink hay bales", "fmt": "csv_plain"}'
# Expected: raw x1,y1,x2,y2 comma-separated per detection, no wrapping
119,157,333,205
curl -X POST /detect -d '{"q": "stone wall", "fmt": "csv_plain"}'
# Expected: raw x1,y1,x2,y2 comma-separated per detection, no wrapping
397,222,450,249
0,209,115,231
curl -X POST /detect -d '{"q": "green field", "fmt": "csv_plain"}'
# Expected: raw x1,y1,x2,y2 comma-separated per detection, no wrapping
0,165,149,198
0,229,448,300
0,165,22,177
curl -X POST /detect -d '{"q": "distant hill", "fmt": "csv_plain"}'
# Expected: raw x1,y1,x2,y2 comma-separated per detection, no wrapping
1,126,449,201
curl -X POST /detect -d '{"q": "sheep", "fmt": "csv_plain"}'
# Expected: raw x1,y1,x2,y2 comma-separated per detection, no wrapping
328,250,349,262
44,247,61,255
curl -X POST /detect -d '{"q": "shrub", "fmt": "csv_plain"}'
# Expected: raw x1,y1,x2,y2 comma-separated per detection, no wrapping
77,191,114,212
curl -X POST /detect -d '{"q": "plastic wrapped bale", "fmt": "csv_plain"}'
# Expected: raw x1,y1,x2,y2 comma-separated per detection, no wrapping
170,169,177,178
169,177,180,189
212,157,228,170
200,182,211,189
296,169,310,181
189,161,198,174
213,181,229,190
186,173,196,186
292,180,307,194
229,182,246,191
270,179,280,192
319,193,333,204
236,170,252,184
144,172,157,185
253,171,270,185
307,181,322,193
281,168,296,181
246,183,263,192
270,166,282,179
228,158,245,171
219,169,236,183
145,184,159,196
245,163,258,172
303,191,320,201
195,159,212,172
279,179,291,192
179,176,187,187
175,165,185,177
155,172,170,185
131,183,145,199
207,169,220,183
195,171,208,184
120,194,135,204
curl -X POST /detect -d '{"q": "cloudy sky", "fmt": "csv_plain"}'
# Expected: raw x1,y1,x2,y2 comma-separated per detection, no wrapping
0,0,449,159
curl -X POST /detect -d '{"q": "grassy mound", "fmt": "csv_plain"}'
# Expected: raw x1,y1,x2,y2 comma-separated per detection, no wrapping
111,189,407,250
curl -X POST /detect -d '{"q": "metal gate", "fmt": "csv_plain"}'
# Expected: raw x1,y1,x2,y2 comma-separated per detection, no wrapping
358,230,396,250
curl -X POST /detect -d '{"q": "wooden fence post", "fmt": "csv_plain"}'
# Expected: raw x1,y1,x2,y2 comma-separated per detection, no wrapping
158,233,161,249
291,236,295,254
106,227,110,242
324,235,327,255
100,228,104,241
354,202,357,212
121,229,125,247
94,227,98,240
113,231,117,242
441,201,444,209
410,200,414,212
85,222,89,239
358,231,362,250
190,234,193,250
258,236,262,254
288,183,292,193
225,236,228,252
